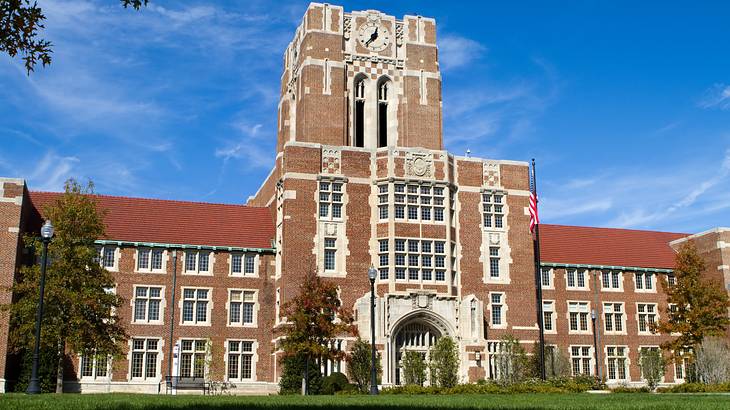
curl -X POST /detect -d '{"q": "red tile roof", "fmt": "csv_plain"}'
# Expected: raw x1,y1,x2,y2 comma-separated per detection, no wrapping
29,192,275,250
539,224,688,270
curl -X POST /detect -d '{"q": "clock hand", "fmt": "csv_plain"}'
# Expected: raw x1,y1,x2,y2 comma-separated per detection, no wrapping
365,27,379,46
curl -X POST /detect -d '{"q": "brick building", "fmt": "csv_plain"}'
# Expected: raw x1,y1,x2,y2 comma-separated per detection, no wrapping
0,3,729,393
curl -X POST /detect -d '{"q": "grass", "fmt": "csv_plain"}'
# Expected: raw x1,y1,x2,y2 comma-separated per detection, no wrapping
1,393,729,410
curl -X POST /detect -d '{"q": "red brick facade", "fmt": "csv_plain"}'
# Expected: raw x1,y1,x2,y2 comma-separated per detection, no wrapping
0,4,728,393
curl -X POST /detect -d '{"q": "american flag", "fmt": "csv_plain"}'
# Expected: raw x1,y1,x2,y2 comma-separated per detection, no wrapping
529,169,539,233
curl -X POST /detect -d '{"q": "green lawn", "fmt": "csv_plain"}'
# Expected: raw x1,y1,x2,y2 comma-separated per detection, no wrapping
1,393,729,410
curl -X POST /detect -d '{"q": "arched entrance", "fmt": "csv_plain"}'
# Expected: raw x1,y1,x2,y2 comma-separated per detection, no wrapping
389,311,452,385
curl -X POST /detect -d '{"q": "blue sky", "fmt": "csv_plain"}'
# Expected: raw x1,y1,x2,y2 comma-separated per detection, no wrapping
1,1,729,234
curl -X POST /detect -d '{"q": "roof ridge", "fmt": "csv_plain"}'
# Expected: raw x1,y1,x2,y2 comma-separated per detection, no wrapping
29,190,268,209
541,223,687,236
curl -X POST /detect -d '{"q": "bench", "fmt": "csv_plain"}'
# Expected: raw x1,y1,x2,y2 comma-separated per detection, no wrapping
165,376,209,395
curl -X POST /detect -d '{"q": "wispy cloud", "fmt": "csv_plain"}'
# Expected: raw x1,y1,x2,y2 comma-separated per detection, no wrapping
29,151,80,191
438,35,486,72
699,83,730,110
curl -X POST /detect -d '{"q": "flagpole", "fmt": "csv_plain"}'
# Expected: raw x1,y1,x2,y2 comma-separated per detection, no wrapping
531,158,546,380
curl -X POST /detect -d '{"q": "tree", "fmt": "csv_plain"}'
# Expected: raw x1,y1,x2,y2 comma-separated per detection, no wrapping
279,352,323,395
401,351,427,386
346,338,381,393
278,269,355,394
694,337,730,384
428,336,459,388
1,0,147,74
639,348,666,390
657,243,730,355
3,179,127,393
529,343,570,379
495,335,529,384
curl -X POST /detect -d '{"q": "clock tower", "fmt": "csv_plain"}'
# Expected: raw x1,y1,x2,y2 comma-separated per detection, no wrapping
276,4,443,153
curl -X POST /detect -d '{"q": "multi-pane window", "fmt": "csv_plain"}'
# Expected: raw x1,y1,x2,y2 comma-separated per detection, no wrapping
489,247,500,278
184,251,211,275
378,184,388,220
604,303,625,333
606,346,628,381
95,246,117,269
637,303,657,334
133,286,162,323
568,301,590,332
324,238,337,271
130,338,159,379
389,182,446,223
601,271,622,290
639,347,661,379
378,239,389,280
566,269,587,289
570,346,592,376
491,293,505,326
635,272,655,291
319,181,343,220
137,248,164,272
227,340,255,381
180,339,207,378
674,350,692,381
482,192,506,229
231,253,256,276
182,288,210,325
388,238,446,282
80,352,109,379
667,273,676,288
229,290,256,326
542,301,555,331
541,268,552,288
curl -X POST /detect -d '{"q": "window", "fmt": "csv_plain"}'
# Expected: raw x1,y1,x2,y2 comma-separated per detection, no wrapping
570,346,592,376
542,301,555,331
541,268,552,288
133,286,163,323
227,340,255,381
95,246,117,269
324,237,337,271
674,350,692,381
378,78,390,148
667,273,676,288
635,272,655,291
229,290,256,326
184,251,211,275
354,76,365,147
80,352,109,379
490,293,505,326
601,271,622,290
568,301,590,333
387,182,446,223
388,238,446,282
130,338,159,380
606,346,628,381
231,253,257,276
639,347,661,379
378,239,389,280
180,339,207,378
637,303,657,334
604,303,625,333
566,269,587,290
137,248,164,272
489,247,500,278
482,192,506,229
182,288,210,325
319,181,344,220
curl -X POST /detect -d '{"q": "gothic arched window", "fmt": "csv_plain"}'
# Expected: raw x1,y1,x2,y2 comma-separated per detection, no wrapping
377,77,391,148
353,75,366,147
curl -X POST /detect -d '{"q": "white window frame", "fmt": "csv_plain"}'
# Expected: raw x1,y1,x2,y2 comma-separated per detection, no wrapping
565,268,589,291
135,248,166,274
567,300,591,334
179,338,209,378
230,252,258,277
95,245,119,271
227,289,258,327
639,346,664,382
634,272,657,293
542,300,556,333
569,345,593,377
183,251,213,276
637,302,659,335
131,285,165,324
603,302,626,335
386,237,448,284
128,337,161,381
605,345,629,382
488,292,507,328
600,270,623,292
318,179,345,221
225,340,258,382
180,287,212,326
79,351,111,380
389,181,447,224
482,190,507,230
540,267,554,289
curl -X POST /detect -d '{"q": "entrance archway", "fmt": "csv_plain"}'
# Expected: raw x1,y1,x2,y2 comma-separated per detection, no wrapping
390,311,452,385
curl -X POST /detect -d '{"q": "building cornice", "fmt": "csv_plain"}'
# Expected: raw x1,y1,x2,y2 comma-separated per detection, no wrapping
94,239,275,254
540,261,673,274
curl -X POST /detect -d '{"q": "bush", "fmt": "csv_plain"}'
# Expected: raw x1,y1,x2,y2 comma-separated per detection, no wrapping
380,377,599,395
639,349,666,390
494,335,530,384
694,337,730,384
13,348,61,393
529,344,571,379
279,353,322,395
657,382,730,393
429,336,459,388
611,386,651,393
346,338,382,393
402,351,427,386
321,372,349,395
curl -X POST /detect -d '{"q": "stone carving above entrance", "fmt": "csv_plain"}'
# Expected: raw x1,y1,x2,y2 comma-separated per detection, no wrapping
411,292,433,310
405,152,433,178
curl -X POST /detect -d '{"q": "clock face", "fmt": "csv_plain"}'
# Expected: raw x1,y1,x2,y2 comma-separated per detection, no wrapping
357,21,391,52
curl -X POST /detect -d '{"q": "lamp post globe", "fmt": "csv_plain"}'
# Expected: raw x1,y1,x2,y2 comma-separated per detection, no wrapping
367,265,378,395
27,220,54,394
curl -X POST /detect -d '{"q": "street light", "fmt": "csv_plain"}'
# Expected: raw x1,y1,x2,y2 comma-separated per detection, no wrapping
368,265,379,395
27,220,54,394
591,309,599,379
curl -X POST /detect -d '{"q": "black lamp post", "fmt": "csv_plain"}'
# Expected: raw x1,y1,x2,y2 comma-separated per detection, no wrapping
591,308,600,379
27,220,54,394
368,265,379,395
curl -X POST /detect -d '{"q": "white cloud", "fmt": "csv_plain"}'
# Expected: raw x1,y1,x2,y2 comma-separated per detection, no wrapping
438,35,486,72
699,83,730,110
29,151,80,191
